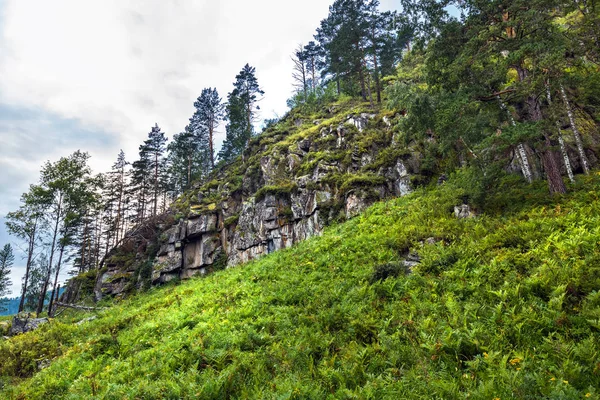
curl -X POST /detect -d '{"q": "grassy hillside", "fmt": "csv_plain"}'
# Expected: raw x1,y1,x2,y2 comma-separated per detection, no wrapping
1,172,600,399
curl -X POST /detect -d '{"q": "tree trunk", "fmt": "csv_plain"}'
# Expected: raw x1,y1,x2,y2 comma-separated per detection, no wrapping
365,63,374,108
209,117,215,169
527,94,567,194
497,96,533,183
371,26,381,103
48,243,65,315
36,195,62,315
358,63,367,101
560,84,590,174
546,81,575,183
154,152,159,216
18,218,37,312
311,56,316,93
540,135,567,194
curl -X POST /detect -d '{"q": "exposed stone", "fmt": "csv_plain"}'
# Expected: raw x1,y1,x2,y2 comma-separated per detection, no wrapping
187,214,218,238
383,116,392,128
437,174,448,185
294,119,303,127
76,316,98,326
454,204,475,219
298,139,311,152
425,237,438,245
287,154,302,172
345,192,367,219
38,359,52,370
93,107,427,299
9,314,49,336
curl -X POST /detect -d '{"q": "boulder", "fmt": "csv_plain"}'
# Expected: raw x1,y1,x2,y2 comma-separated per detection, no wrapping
454,204,475,219
187,214,218,239
9,314,49,336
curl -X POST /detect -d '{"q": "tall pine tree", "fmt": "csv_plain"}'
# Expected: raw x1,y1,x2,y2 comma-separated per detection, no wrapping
191,88,225,169
219,64,264,161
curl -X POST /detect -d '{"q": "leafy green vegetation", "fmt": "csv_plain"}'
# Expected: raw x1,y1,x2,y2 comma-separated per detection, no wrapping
2,171,600,399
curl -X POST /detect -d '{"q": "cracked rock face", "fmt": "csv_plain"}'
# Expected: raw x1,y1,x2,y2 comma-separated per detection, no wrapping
95,109,421,299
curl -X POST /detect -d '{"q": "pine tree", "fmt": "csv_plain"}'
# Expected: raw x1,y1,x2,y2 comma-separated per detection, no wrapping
191,88,225,169
303,41,321,93
140,124,168,217
292,44,309,102
316,0,373,100
366,8,407,103
167,125,208,195
130,147,152,224
0,244,14,310
219,64,264,161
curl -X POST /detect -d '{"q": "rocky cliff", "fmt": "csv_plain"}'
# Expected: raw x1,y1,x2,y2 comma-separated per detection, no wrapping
94,101,425,299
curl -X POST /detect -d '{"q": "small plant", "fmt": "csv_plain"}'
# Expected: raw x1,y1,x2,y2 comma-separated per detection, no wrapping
369,262,406,283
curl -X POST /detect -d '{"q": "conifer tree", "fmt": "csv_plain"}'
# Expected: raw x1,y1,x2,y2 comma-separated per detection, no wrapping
292,44,309,102
130,147,152,224
303,41,321,93
141,124,168,217
167,126,207,195
191,88,225,169
0,244,14,308
219,64,264,161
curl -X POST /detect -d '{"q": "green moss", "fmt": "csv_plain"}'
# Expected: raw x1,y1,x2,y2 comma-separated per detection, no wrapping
254,183,298,202
224,214,240,227
327,173,387,193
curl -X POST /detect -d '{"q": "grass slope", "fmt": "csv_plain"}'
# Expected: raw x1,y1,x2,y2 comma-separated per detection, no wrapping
2,173,600,399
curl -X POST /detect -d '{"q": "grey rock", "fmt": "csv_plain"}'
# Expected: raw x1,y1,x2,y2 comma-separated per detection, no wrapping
425,237,438,245
346,193,366,219
187,214,218,239
38,359,52,370
76,316,98,326
298,139,311,152
9,315,49,336
454,204,475,219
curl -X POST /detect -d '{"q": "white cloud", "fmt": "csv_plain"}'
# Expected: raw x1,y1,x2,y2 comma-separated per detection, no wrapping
0,0,334,162
0,0,340,296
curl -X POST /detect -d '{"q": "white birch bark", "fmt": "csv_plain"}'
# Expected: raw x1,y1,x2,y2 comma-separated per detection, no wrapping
497,96,533,183
560,84,590,174
546,82,575,183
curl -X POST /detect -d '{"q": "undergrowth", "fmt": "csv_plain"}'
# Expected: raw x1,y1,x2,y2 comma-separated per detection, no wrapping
1,172,600,399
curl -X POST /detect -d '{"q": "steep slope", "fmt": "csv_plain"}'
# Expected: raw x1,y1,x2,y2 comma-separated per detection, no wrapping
94,100,419,299
2,173,600,399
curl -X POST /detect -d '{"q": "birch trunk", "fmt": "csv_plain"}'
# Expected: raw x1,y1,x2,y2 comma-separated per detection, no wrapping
546,82,575,182
560,84,590,174
497,96,533,183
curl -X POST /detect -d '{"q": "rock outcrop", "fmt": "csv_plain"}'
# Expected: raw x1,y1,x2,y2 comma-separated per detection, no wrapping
9,314,49,336
95,105,423,298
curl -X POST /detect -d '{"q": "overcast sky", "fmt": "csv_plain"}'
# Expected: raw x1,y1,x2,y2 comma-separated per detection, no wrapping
0,0,399,297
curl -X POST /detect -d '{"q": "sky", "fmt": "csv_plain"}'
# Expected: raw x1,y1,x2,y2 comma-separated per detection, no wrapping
0,0,399,297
